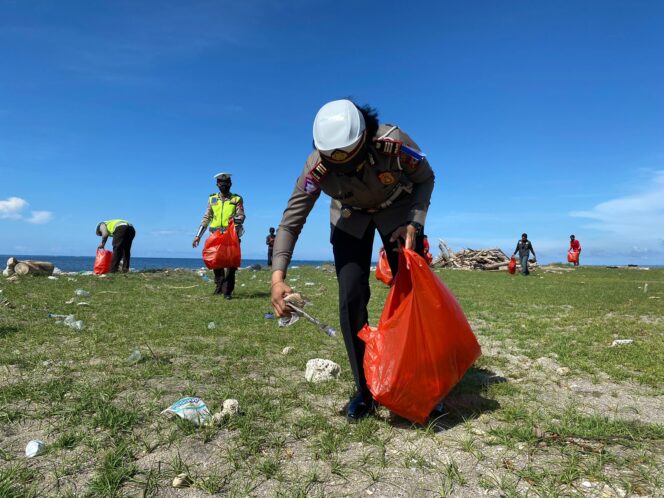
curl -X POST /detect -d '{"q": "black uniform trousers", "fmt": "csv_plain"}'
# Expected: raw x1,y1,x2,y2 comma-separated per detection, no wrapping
267,247,273,266
213,268,236,296
110,225,136,273
331,222,425,395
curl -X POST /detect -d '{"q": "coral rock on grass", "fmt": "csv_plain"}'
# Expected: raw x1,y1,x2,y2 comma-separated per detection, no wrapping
221,399,240,417
172,473,192,488
282,346,294,355
305,359,341,383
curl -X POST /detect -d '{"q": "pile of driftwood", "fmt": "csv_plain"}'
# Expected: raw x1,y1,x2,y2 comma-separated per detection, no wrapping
431,240,537,271
3,257,55,277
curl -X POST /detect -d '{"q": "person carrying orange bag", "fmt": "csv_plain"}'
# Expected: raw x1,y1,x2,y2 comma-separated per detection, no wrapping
568,234,581,266
359,249,481,424
375,247,393,286
192,172,245,299
270,100,435,422
93,249,112,275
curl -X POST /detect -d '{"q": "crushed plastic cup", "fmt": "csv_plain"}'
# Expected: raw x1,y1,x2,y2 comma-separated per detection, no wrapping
25,440,45,458
75,289,91,297
207,321,216,329
62,315,84,330
264,313,274,320
161,397,212,426
278,314,300,327
127,350,142,363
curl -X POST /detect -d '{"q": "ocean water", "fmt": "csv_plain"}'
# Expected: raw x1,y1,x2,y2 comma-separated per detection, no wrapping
0,255,332,273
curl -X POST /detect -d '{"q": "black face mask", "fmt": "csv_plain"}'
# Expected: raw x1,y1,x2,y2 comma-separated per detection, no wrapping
219,183,231,195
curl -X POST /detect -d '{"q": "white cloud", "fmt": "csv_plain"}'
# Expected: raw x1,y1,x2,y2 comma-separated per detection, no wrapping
569,170,664,262
570,170,664,236
0,197,54,224
0,196,28,219
26,210,54,224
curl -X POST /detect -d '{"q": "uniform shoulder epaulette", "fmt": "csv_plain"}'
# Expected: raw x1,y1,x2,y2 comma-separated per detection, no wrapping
373,138,402,157
309,161,328,182
301,159,327,195
373,124,402,156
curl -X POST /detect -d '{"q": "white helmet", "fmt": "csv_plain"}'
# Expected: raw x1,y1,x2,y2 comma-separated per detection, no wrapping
313,100,366,161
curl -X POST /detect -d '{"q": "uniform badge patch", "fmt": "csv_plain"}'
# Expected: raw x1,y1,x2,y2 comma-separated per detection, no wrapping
330,150,350,161
303,176,320,195
378,172,396,185
210,197,218,204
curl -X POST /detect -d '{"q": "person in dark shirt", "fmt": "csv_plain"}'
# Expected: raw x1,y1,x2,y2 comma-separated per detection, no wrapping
266,227,276,266
513,233,536,276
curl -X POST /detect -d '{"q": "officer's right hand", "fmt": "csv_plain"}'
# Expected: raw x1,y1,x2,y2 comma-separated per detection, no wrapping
271,281,293,317
192,236,200,248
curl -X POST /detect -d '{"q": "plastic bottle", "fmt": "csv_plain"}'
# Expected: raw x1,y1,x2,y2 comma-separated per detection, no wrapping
75,289,91,297
201,274,210,283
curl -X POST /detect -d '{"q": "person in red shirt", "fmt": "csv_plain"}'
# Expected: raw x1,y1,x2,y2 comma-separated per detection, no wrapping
569,234,581,266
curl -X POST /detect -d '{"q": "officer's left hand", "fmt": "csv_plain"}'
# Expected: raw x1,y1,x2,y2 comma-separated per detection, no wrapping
389,224,417,250
236,226,244,237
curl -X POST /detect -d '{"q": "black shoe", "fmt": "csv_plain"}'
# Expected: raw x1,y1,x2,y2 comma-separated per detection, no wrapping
346,391,375,422
224,294,232,300
429,402,445,421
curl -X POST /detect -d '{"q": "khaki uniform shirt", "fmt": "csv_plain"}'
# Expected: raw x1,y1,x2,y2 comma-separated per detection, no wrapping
272,124,435,272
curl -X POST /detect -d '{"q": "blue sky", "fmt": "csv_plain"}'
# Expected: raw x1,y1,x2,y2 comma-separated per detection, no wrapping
1,0,663,264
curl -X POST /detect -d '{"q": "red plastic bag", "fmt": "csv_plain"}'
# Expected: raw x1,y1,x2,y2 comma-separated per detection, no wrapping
359,249,481,423
93,249,112,275
202,219,241,269
567,250,579,263
508,256,517,274
375,248,393,286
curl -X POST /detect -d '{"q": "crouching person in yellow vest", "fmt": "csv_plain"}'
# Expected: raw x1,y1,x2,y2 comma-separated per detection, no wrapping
96,219,136,273
192,172,245,299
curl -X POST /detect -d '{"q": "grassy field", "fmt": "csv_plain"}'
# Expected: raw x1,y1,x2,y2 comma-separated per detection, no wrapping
1,264,663,497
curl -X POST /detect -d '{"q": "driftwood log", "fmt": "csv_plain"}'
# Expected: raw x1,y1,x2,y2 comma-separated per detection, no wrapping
4,257,54,276
431,239,538,271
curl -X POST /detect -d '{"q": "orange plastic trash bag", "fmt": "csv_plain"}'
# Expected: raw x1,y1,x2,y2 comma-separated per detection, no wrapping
375,248,393,286
508,256,517,274
202,219,241,270
359,249,481,423
567,250,579,263
93,249,112,275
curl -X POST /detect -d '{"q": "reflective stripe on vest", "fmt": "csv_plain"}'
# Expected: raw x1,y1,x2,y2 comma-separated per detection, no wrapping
105,219,129,235
209,194,240,229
